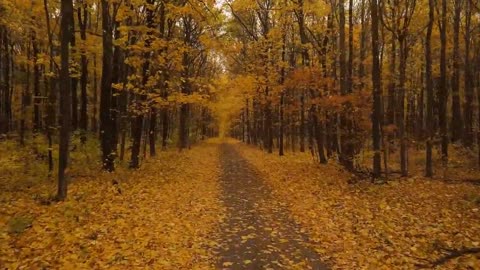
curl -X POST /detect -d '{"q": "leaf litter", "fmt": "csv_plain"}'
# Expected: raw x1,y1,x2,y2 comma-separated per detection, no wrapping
0,141,225,269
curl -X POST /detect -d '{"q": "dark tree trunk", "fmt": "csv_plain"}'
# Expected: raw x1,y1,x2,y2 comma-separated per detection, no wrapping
142,117,149,159
387,9,397,127
338,0,354,170
339,0,347,95
370,0,382,178
100,0,117,171
70,11,78,131
279,93,284,156
439,0,449,170
58,0,74,200
0,28,3,133
348,0,354,91
300,93,305,152
179,102,190,149
313,112,327,164
265,93,273,153
241,110,245,142
149,109,157,156
246,99,251,144
92,55,98,132
1,28,11,134
130,112,144,168
179,17,193,150
451,0,463,142
398,38,409,177
359,0,367,86
162,108,169,150
464,0,474,147
78,3,89,134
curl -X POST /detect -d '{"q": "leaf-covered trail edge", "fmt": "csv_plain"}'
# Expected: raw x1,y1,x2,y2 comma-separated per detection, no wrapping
235,140,480,269
0,140,226,269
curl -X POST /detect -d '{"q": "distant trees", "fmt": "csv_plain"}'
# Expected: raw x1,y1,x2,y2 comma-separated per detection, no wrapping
0,0,222,198
227,0,480,179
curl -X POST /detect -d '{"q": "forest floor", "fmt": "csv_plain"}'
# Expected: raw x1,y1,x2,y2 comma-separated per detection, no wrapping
1,138,480,269
0,138,225,269
236,141,480,269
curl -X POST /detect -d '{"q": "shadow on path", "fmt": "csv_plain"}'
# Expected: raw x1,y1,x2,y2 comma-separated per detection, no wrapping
216,143,327,270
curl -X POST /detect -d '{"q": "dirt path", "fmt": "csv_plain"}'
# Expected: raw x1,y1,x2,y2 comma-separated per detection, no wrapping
215,143,326,270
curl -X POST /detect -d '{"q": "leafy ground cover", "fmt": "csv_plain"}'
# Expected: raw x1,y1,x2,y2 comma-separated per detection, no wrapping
0,139,225,269
236,140,480,269
1,138,479,269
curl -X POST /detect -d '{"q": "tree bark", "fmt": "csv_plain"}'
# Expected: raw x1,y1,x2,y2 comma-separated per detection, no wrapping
451,0,463,142
149,109,157,156
398,37,409,177
463,0,473,147
426,0,434,177
371,0,382,179
78,2,89,134
58,0,74,200
100,0,117,171
70,10,78,130
43,0,56,173
439,0,449,171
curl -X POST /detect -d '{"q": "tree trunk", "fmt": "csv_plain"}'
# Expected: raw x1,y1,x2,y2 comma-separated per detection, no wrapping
32,30,41,132
370,0,382,179
246,98,251,144
70,11,78,131
1,28,11,134
21,36,31,146
58,0,74,200
339,0,347,95
78,3,89,134
279,93,284,156
92,55,98,132
464,0,473,147
149,109,157,156
387,10,397,127
451,0,463,142
300,93,305,152
359,0,367,86
179,17,193,150
44,0,56,174
398,38,408,177
100,0,117,171
348,0,354,91
162,108,169,150
439,0,449,172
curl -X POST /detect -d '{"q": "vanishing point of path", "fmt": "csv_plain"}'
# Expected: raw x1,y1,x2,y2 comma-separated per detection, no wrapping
215,144,327,270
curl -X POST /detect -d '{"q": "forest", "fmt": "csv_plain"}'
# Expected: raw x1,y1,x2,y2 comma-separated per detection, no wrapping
0,0,479,269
